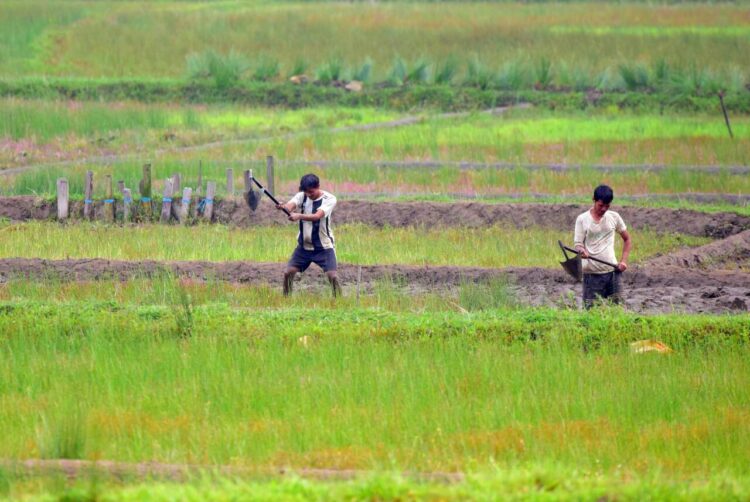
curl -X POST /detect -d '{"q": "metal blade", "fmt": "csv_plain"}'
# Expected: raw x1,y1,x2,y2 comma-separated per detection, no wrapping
245,189,260,211
560,255,583,282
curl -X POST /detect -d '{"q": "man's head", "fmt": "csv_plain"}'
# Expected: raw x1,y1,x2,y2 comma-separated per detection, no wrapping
592,184,614,217
299,173,321,199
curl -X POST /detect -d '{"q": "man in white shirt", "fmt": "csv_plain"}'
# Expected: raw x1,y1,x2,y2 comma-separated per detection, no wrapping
277,174,341,297
574,185,632,309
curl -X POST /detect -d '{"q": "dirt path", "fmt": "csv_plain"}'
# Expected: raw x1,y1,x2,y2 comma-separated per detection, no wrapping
0,257,747,313
2,197,749,238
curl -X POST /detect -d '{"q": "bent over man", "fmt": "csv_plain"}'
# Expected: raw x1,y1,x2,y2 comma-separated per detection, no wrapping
277,174,341,297
574,184,632,309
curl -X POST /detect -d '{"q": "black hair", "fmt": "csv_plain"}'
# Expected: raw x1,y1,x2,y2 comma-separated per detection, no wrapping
593,184,614,204
299,173,320,191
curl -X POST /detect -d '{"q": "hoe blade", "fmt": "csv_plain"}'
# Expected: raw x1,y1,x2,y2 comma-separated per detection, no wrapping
560,255,583,282
245,188,260,211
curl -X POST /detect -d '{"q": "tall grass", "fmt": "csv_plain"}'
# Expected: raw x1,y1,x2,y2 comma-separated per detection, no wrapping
3,1,749,80
0,302,748,474
0,99,399,143
0,221,709,268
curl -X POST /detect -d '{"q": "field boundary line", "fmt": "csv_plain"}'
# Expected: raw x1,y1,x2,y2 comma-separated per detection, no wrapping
0,104,530,176
0,458,464,483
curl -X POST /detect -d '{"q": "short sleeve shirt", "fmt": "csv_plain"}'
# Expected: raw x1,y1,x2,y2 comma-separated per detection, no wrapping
574,210,627,274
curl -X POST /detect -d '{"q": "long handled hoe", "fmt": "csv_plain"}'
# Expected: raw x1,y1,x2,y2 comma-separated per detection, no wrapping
246,174,291,217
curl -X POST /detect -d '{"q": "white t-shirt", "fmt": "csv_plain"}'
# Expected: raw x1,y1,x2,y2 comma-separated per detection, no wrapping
288,190,337,250
574,209,627,274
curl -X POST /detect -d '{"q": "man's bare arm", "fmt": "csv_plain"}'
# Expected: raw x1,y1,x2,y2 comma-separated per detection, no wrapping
276,201,297,213
618,230,632,271
289,209,325,222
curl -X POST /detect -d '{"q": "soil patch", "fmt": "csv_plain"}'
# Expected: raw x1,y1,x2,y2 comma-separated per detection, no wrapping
2,196,748,238
645,229,750,271
0,258,747,314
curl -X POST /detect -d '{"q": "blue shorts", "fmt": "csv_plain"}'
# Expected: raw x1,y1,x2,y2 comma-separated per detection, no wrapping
288,247,337,273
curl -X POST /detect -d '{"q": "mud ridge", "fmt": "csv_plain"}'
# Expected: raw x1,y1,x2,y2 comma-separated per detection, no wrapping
645,229,750,270
0,258,747,313
2,197,749,238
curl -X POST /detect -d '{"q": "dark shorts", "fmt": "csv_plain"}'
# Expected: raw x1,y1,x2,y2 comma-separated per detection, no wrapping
288,247,337,273
583,271,623,309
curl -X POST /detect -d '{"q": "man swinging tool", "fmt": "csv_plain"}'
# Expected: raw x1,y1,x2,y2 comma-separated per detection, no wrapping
574,185,632,309
276,174,341,297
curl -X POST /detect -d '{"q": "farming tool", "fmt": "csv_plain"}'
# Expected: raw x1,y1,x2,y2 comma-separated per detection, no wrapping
246,174,291,217
558,241,619,282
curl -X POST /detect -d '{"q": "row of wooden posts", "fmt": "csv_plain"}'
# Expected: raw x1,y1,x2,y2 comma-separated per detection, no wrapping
55,157,276,223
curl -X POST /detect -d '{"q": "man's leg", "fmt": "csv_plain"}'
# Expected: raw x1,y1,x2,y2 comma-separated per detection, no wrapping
583,273,606,310
285,247,312,297
313,248,340,298
326,271,342,297
606,271,624,305
283,266,300,296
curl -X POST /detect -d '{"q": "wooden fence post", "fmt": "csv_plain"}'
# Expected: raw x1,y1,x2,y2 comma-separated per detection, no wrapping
226,168,234,196
203,181,216,221
178,187,192,225
160,178,174,223
117,180,125,195
139,163,152,220
266,155,275,196
104,175,115,223
84,170,94,220
172,173,181,194
123,188,133,223
56,178,69,221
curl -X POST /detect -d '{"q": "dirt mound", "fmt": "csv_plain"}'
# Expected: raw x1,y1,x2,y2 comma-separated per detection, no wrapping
645,229,750,270
0,258,747,314
218,199,750,237
1,197,748,237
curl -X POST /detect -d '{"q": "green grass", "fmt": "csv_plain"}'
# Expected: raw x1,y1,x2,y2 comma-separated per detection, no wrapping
1,1,748,79
5,468,750,501
0,221,710,268
0,98,399,142
3,108,749,200
0,301,748,477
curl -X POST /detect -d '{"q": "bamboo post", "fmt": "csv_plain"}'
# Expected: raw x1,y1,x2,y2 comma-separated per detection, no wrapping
104,175,115,222
123,188,133,223
139,163,153,220
178,187,192,225
172,173,181,194
266,155,275,196
160,178,174,223
84,170,94,220
719,91,734,139
56,178,69,221
244,169,252,192
226,168,234,196
203,181,216,221
243,169,252,207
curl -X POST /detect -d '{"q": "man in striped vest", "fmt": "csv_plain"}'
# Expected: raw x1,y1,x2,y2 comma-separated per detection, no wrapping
277,174,341,297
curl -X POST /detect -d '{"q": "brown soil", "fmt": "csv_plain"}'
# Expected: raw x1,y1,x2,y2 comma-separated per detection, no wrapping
3,196,749,238
645,229,750,271
0,257,747,314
